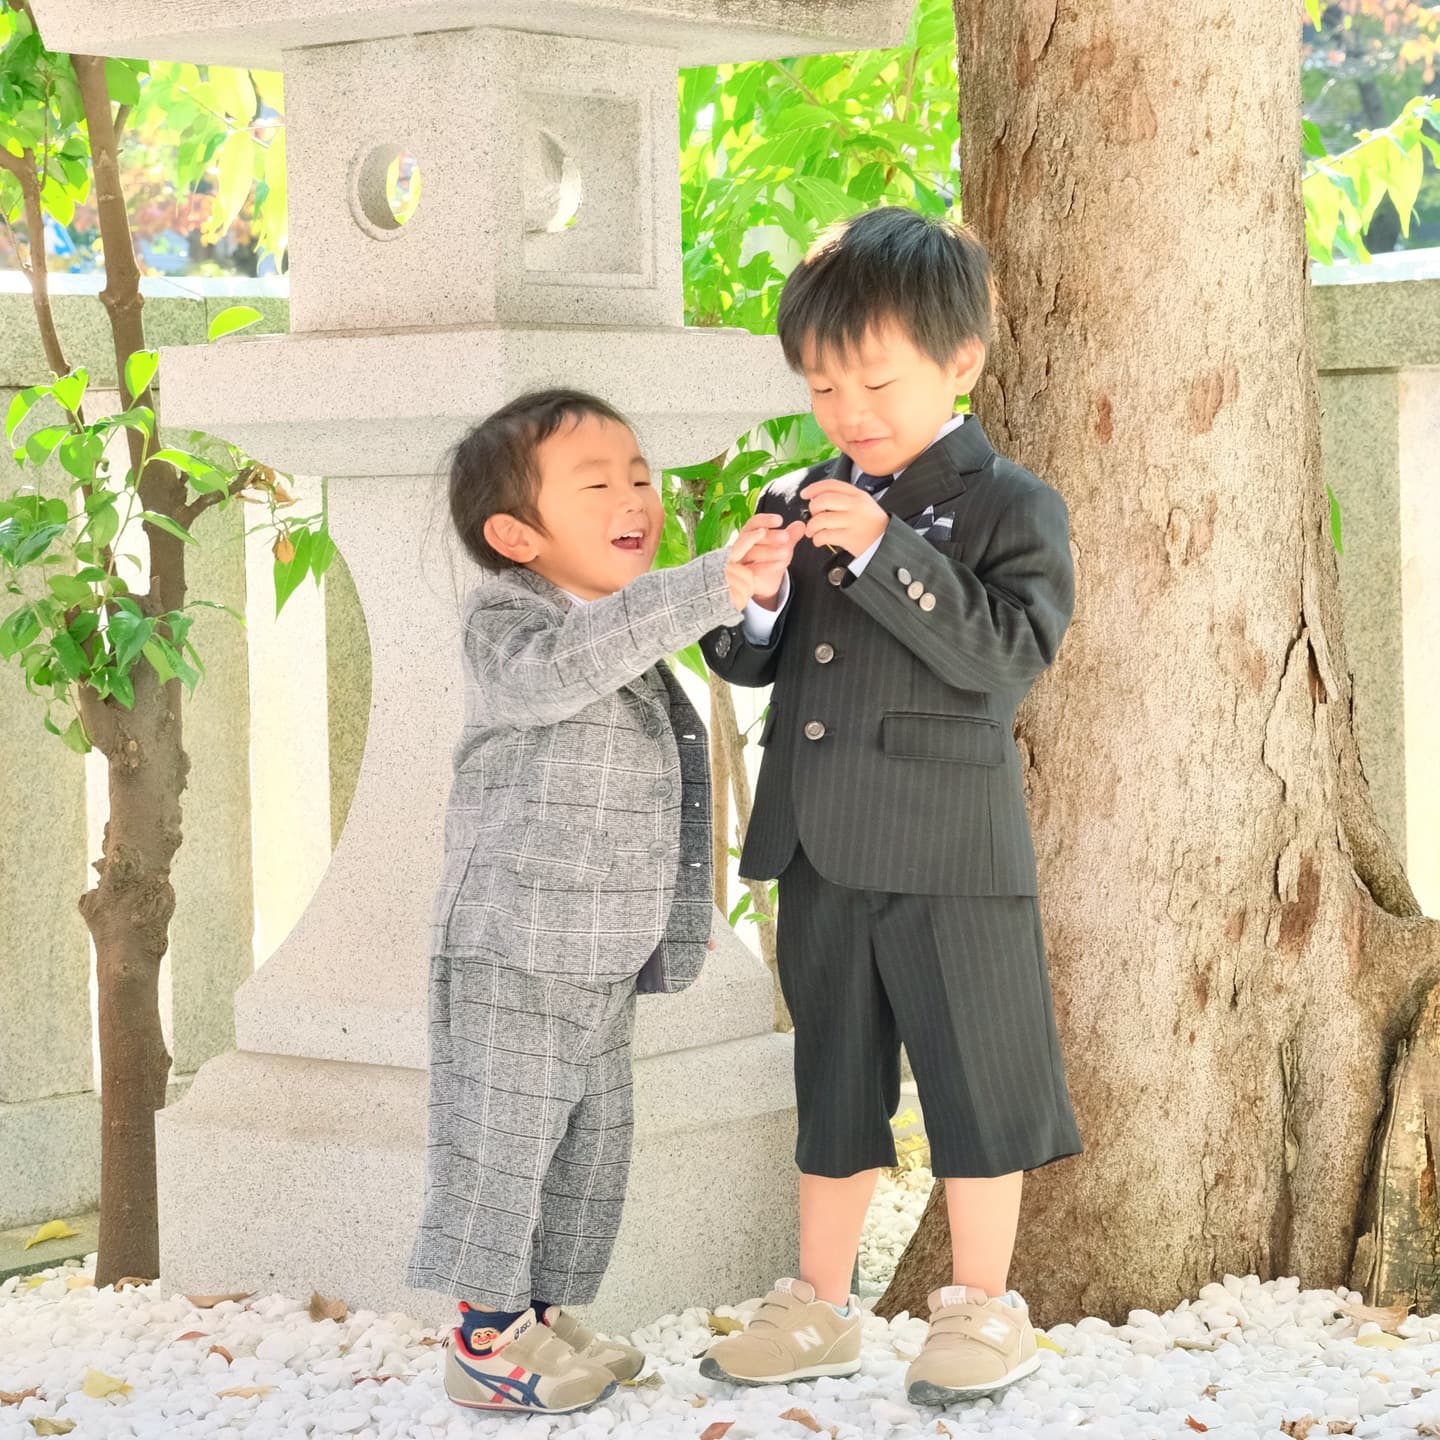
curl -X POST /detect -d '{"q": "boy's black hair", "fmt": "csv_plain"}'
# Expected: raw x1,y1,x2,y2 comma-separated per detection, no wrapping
776,206,996,371
448,388,634,571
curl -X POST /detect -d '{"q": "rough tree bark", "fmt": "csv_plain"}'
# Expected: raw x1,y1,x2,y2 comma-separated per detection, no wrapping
881,0,1440,1327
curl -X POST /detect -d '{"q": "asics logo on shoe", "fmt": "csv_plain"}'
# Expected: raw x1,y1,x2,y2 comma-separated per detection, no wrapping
980,1317,1011,1345
452,1355,544,1409
791,1326,824,1351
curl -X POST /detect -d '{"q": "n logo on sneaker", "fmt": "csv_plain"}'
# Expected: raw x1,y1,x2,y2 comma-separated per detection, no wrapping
791,1326,825,1352
980,1317,1011,1346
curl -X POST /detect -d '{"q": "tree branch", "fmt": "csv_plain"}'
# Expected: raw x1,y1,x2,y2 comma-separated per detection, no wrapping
180,469,254,526
0,144,72,379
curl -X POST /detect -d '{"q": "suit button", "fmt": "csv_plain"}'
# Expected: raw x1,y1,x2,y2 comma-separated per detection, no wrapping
919,592,937,611
814,643,835,664
714,628,733,658
897,567,912,585
649,841,671,859
652,780,674,799
804,720,827,741
643,715,664,736
827,566,847,586
907,580,925,600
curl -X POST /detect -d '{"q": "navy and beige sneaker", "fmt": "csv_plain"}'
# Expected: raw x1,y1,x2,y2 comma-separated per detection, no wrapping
444,1309,616,1414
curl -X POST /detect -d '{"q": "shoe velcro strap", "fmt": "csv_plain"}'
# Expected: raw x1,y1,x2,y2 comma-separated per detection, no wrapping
933,1308,1018,1354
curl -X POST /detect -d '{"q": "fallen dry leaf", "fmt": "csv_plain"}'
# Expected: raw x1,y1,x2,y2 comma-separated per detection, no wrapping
1202,1384,1222,1398
354,1374,403,1385
1337,1300,1410,1334
23,1221,78,1251
691,1396,708,1408
936,1425,953,1438
1353,1331,1405,1349
63,1277,92,1292
619,1372,661,1388
1034,1333,1063,1354
207,1346,233,1364
80,1369,131,1400
1185,1420,1208,1434
173,1332,209,1343
707,1313,743,1336
417,1336,444,1347
185,1293,252,1310
216,1386,274,1400
700,1425,734,1440
308,1290,348,1323
111,1277,148,1291
1280,1419,1316,1438
22,1277,47,1291
1327,1425,1356,1435
1,1388,39,1405
781,1408,823,1433
30,1421,75,1436
1173,1338,1218,1352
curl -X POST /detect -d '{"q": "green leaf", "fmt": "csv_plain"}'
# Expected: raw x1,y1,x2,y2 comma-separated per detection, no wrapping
308,527,338,583
124,349,159,400
57,431,104,481
274,526,313,615
25,425,69,467
205,132,255,244
49,630,87,681
47,574,95,607
1303,0,1322,25
108,668,135,709
728,893,753,926
51,369,88,415
13,523,66,566
59,716,91,754
109,611,155,672
5,386,46,443
142,637,175,684
206,304,263,343
673,641,708,682
0,604,39,659
1301,120,1327,161
105,57,142,106
141,511,198,546
85,501,119,551
1326,483,1344,556
150,447,228,493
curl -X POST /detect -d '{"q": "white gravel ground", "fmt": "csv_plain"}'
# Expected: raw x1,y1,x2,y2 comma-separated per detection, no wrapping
5,1174,1440,1440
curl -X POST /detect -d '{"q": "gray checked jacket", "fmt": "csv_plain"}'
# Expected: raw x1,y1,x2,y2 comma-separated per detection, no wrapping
431,548,742,993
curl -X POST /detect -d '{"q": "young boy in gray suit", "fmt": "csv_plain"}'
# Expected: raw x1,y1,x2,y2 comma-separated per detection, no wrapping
701,207,1083,1406
405,389,795,1415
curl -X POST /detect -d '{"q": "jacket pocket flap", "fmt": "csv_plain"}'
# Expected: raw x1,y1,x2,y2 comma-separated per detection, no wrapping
881,712,1005,766
508,820,615,884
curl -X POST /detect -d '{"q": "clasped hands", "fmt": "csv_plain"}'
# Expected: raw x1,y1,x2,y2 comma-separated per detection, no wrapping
724,481,889,611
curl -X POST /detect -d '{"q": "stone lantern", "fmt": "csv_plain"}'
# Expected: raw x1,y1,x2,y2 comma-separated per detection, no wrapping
30,0,910,1328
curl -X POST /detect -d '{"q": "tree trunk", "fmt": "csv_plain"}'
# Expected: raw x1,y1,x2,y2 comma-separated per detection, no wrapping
72,54,186,1288
882,0,1439,1327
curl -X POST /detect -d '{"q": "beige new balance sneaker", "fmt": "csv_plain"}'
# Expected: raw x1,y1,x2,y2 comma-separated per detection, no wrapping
699,1278,863,1386
541,1305,646,1383
444,1310,617,1414
906,1286,1041,1405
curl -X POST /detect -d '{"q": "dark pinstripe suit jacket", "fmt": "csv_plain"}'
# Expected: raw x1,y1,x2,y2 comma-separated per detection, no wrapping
700,418,1072,896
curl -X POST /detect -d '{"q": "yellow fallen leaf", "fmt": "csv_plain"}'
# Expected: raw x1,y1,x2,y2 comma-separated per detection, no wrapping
1354,1331,1405,1349
23,1276,48,1291
1035,1333,1063,1353
308,1290,348,1323
619,1372,661,1388
64,1277,93,1291
216,1386,274,1399
80,1369,132,1400
23,1221,78,1251
185,1292,252,1309
1338,1300,1410,1334
30,1421,76,1436
691,1396,708,1408
707,1313,743,1335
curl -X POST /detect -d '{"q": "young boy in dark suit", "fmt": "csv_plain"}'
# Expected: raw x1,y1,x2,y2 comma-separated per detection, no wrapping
700,206,1082,1406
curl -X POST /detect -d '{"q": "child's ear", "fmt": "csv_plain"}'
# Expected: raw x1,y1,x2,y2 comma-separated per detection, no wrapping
952,338,986,396
484,513,540,564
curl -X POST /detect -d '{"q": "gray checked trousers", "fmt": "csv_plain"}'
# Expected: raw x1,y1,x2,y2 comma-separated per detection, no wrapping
405,957,637,1309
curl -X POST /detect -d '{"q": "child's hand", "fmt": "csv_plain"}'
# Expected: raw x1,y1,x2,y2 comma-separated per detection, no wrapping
800,479,888,556
725,524,764,610
734,512,805,609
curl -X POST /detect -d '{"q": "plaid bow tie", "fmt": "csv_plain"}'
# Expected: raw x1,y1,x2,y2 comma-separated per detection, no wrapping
852,470,954,540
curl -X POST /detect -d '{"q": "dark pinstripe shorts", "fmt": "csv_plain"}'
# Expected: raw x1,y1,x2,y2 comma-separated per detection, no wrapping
775,847,1083,1179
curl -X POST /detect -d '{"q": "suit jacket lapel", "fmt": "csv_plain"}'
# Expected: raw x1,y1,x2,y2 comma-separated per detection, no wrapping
877,417,996,524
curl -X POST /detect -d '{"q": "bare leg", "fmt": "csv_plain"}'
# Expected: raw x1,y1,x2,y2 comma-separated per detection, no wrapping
798,1169,881,1305
943,1171,1023,1295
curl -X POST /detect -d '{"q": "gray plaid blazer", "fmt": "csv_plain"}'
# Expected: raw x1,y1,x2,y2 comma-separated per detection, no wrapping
701,418,1074,896
431,549,740,993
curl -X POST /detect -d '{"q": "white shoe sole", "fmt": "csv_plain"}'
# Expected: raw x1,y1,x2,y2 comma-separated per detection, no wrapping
448,1379,617,1414
907,1351,1042,1405
699,1355,862,1386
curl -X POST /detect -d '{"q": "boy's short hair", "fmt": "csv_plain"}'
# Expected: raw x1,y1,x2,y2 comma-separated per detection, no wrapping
449,388,633,571
776,205,996,371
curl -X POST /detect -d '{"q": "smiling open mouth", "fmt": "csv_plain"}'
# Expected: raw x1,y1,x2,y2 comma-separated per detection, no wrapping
612,529,645,552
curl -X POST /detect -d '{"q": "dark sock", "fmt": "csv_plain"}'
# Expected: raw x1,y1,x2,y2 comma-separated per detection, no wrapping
458,1303,527,1352
531,1299,555,1323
